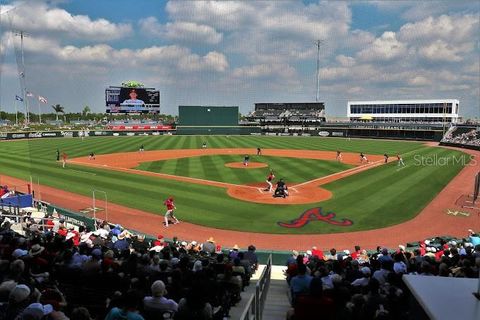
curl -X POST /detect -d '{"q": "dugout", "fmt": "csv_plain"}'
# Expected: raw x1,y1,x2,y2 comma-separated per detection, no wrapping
176,105,261,135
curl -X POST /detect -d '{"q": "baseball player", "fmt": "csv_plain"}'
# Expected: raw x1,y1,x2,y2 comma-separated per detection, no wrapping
139,144,145,153
243,154,250,166
384,153,389,163
265,171,275,192
336,150,343,161
62,152,68,168
163,197,179,227
89,152,96,160
257,147,262,156
397,154,405,166
360,152,368,163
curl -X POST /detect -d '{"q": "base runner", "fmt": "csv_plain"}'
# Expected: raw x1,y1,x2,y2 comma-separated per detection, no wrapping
397,154,405,166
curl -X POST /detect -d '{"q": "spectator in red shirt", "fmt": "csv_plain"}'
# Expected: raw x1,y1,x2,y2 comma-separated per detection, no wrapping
287,277,334,320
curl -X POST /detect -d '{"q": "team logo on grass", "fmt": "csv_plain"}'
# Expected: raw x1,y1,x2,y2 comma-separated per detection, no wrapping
445,209,470,217
277,207,353,228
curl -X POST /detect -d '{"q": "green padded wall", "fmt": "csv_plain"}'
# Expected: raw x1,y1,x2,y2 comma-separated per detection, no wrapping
179,106,239,126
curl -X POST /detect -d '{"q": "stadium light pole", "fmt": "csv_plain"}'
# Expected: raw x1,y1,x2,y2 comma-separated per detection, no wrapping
315,39,325,102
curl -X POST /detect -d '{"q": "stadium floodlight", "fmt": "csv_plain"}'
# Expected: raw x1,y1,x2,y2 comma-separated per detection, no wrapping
314,39,325,102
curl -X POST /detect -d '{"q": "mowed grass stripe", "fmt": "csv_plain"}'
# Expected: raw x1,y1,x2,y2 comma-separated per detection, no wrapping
138,155,352,185
0,136,462,234
199,155,223,182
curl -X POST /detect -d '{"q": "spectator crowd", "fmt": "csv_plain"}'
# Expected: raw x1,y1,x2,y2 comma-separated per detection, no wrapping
1,207,479,320
284,231,480,320
0,209,259,320
442,127,480,147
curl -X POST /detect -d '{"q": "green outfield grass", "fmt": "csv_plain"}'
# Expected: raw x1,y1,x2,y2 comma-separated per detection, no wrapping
0,136,469,234
136,155,354,184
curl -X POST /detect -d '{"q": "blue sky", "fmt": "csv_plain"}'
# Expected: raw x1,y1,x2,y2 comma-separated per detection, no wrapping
0,0,478,118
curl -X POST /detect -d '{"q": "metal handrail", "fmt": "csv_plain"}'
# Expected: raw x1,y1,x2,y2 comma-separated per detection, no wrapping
239,254,273,320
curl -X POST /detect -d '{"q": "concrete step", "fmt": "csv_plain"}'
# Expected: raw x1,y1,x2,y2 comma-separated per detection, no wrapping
261,266,291,320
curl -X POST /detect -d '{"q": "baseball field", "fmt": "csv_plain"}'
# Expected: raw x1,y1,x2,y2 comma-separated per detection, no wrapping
0,135,470,234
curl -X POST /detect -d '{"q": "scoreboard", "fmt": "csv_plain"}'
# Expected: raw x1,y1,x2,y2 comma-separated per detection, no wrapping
105,86,160,114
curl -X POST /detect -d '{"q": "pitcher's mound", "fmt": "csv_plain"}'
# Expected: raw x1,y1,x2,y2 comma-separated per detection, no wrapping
225,162,268,169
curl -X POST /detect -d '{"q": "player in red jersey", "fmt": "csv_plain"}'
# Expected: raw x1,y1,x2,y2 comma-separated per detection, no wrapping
163,197,179,227
265,171,275,192
62,152,68,168
336,150,342,161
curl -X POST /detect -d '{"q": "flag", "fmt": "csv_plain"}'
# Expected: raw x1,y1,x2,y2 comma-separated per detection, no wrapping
38,96,47,104
26,92,34,97
15,95,23,102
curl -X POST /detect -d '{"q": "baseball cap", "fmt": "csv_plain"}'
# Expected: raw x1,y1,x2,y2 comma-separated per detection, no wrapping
21,303,53,319
9,284,31,303
12,249,28,259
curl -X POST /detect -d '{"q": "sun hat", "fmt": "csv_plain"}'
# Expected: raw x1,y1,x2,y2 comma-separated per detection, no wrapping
29,244,45,257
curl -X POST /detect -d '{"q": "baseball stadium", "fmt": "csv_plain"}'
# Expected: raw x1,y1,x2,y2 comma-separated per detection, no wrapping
0,1,479,320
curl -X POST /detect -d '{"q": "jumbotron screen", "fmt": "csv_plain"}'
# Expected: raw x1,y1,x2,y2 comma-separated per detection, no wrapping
105,86,160,114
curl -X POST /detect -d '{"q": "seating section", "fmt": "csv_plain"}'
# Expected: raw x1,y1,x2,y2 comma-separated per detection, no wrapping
442,126,480,147
284,234,480,320
0,210,259,320
1,209,478,320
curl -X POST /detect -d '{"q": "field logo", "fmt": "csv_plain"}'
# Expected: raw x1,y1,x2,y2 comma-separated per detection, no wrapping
277,207,353,228
318,131,330,137
446,209,470,217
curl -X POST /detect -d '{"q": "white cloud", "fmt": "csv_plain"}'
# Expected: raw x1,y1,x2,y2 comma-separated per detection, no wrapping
336,55,356,67
166,0,256,31
232,63,296,79
166,1,351,63
357,31,407,61
2,1,132,41
139,17,223,44
178,51,229,72
399,14,479,44
407,76,431,86
418,40,465,62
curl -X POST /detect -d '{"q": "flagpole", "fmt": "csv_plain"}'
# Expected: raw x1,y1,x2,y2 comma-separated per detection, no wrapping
14,99,18,126
37,98,42,124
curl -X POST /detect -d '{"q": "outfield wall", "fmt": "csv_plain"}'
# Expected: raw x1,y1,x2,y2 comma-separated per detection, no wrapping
261,127,443,141
0,130,174,140
178,105,239,126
